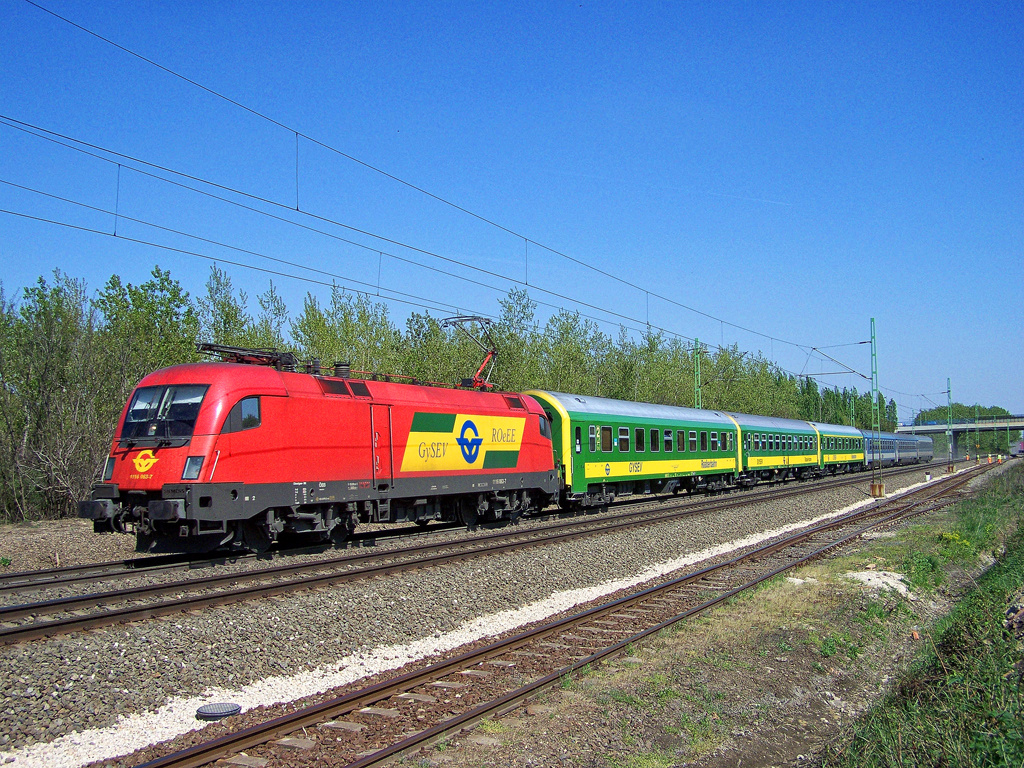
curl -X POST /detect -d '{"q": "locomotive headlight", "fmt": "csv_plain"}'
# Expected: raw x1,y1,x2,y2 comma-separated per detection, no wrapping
182,456,204,480
102,457,115,481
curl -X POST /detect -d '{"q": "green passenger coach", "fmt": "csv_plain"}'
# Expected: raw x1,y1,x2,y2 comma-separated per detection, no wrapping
525,390,741,507
807,421,865,474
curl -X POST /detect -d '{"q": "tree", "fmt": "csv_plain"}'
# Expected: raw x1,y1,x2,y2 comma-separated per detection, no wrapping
0,273,105,519
197,265,254,346
291,286,401,373
94,266,200,395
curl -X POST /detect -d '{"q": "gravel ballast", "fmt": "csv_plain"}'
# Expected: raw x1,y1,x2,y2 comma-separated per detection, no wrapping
0,466,953,767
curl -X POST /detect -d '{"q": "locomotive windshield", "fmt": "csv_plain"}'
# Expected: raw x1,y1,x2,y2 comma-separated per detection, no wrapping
121,385,209,440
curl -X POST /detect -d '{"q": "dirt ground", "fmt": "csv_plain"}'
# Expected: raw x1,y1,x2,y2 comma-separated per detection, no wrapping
415,477,1013,768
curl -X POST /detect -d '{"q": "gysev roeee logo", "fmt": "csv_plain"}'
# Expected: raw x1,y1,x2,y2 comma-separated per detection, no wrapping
133,450,159,473
400,412,526,472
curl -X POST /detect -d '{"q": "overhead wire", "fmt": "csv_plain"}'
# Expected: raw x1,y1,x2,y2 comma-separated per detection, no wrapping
21,0,822,355
0,115,704,348
8,5,944,401
0,176,706,347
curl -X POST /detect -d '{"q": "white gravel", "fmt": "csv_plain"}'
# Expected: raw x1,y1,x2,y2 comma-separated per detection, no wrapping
0,469,968,768
844,570,914,597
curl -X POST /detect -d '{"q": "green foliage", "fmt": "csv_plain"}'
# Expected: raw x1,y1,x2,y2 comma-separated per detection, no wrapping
2,263,1017,523
902,551,945,590
291,286,402,373
820,471,1024,768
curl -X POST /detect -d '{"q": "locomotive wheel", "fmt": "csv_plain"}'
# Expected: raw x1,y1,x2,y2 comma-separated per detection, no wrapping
459,500,479,527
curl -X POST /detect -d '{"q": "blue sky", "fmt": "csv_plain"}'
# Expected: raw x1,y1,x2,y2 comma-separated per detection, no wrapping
1,0,1021,417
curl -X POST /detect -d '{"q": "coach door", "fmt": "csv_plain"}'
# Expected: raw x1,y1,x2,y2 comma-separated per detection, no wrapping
371,405,393,492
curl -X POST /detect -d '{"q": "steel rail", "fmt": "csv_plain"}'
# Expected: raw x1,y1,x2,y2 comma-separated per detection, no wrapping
0,520,464,595
0,462,935,595
0,462,948,645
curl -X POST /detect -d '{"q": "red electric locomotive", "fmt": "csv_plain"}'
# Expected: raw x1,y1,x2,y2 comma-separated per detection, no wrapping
79,347,559,552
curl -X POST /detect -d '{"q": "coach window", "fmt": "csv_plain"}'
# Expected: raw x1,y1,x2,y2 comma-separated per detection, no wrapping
664,430,673,452
677,430,686,452
689,431,698,452
710,432,719,451
601,426,613,452
619,427,630,452
650,429,660,452
635,427,645,452
700,431,708,452
588,425,595,452
788,435,793,450
744,433,750,451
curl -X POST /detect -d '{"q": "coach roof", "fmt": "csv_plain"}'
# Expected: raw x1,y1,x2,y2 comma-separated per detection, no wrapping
529,391,735,426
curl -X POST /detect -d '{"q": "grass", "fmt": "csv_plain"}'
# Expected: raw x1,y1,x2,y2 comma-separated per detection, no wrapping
818,466,1024,768
474,718,508,734
605,752,676,768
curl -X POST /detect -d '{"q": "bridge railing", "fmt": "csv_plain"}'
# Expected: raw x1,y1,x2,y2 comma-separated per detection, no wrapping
899,416,1024,428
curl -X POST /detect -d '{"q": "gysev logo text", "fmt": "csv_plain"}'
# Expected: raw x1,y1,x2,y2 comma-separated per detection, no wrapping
401,413,525,472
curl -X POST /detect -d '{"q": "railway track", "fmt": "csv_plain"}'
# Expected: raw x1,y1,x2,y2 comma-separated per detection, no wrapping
0,520,464,597
131,464,986,768
0,461,937,599
0,463,943,646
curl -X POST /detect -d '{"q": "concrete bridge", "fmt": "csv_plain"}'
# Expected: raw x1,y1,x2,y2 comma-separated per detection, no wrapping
896,416,1024,459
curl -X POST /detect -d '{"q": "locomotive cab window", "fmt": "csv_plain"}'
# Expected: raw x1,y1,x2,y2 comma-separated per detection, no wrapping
618,427,630,452
650,429,659,452
223,396,261,433
635,428,645,452
122,384,209,440
538,414,552,440
601,426,613,452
